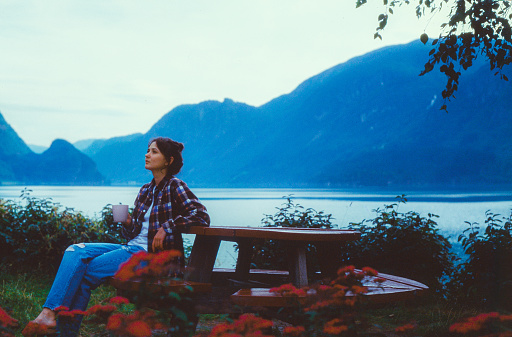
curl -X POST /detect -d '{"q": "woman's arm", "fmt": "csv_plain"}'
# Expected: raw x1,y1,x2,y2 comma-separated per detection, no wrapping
159,178,210,234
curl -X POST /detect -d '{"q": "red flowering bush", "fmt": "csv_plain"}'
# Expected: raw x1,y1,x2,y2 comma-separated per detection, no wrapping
0,306,18,337
394,322,417,335
114,249,183,282
267,266,385,336
111,250,198,336
196,313,274,337
106,309,169,337
449,312,512,336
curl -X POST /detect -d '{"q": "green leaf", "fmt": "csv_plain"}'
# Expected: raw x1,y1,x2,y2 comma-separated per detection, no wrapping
170,308,189,322
420,33,429,44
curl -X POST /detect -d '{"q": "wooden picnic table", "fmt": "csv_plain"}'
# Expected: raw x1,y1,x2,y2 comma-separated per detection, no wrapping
185,226,361,288
111,225,429,323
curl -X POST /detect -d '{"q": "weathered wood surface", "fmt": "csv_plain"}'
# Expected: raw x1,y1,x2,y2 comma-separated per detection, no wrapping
186,226,360,287
230,271,429,308
187,226,361,242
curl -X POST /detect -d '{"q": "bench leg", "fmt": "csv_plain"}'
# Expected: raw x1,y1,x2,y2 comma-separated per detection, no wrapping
234,238,253,282
286,242,308,288
187,236,221,283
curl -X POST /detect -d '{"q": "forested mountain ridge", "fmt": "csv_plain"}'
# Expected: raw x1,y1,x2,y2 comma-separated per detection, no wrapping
2,40,511,188
86,40,512,188
0,116,106,185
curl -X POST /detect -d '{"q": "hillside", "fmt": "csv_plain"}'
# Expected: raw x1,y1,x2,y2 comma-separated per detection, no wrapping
2,39,512,188
85,40,512,188
0,116,106,185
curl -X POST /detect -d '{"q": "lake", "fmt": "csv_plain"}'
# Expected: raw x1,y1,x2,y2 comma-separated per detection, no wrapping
1,185,512,267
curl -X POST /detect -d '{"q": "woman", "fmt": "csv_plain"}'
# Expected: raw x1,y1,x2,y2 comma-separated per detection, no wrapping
23,137,210,336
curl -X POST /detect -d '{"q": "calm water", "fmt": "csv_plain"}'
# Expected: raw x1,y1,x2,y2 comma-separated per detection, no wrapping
2,185,512,267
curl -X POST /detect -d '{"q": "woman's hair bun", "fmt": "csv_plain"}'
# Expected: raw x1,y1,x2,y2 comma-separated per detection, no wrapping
149,137,185,176
175,142,184,152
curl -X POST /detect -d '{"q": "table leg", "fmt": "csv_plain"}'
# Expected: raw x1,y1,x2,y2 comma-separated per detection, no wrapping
286,242,308,288
186,235,221,283
234,238,253,282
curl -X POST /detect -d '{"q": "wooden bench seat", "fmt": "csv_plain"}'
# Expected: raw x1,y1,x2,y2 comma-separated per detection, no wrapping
230,271,428,308
211,268,289,286
109,277,212,294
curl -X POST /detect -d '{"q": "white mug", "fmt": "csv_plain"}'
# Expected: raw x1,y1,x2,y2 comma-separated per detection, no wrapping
112,204,129,223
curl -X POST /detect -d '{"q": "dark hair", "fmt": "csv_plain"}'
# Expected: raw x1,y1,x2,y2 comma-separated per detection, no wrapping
148,137,184,176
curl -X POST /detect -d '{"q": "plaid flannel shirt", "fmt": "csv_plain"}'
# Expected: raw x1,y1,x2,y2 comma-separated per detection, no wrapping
122,176,210,253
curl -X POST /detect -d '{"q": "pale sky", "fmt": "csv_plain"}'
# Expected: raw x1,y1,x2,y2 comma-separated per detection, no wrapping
0,0,448,147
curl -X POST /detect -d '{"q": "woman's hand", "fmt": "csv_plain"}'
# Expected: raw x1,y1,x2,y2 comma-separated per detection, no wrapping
121,217,132,227
152,227,166,251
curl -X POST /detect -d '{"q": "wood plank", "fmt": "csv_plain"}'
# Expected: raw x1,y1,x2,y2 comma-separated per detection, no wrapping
187,226,360,242
231,288,307,307
230,273,429,307
232,227,361,242
110,278,212,293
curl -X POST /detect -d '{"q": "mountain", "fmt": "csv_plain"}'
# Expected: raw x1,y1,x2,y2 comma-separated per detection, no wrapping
28,144,48,154
85,40,512,188
0,114,106,185
7,39,512,188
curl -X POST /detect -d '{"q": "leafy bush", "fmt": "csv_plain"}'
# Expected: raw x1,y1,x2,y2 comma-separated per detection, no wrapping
345,196,456,293
0,189,124,270
249,197,334,275
449,210,512,310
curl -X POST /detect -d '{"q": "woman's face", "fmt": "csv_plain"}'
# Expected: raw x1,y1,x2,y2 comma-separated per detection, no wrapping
145,142,171,173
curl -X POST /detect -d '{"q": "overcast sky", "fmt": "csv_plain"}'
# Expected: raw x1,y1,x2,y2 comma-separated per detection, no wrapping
0,0,447,147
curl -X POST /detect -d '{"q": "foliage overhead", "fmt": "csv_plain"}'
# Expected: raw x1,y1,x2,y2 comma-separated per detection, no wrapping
357,0,512,111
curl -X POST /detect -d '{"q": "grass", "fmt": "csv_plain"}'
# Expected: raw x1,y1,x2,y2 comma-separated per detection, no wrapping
0,264,499,336
0,264,116,336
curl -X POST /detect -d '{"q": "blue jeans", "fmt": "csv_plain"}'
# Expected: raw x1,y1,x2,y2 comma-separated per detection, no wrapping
44,243,145,336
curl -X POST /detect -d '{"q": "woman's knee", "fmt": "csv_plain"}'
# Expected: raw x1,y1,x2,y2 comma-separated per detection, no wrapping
64,243,86,253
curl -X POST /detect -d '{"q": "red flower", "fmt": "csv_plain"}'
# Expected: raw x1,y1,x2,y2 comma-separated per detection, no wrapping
57,311,75,318
362,267,379,277
125,320,152,337
87,304,118,316
337,265,355,275
270,284,306,297
350,285,368,295
53,306,70,313
21,322,55,336
283,326,305,336
395,323,417,333
323,318,348,335
0,306,18,328
449,312,501,334
207,314,273,337
109,296,131,305
106,313,124,331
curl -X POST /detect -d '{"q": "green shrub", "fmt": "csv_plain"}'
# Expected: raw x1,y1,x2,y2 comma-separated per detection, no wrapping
449,210,512,310
345,195,456,293
249,196,334,275
0,189,124,270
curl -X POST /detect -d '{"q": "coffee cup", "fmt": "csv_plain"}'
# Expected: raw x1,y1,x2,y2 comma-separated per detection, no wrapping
112,204,129,223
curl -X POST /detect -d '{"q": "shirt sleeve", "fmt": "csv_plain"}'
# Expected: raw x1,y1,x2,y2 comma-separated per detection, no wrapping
161,179,210,233
121,185,146,240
